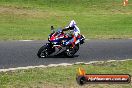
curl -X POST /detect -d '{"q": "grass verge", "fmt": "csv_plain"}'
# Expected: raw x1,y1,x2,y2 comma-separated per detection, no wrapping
0,0,132,40
0,60,132,88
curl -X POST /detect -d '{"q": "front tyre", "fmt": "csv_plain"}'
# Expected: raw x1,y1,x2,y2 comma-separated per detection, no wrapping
37,45,49,58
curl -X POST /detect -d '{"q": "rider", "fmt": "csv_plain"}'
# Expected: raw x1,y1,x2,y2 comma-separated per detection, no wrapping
62,20,80,48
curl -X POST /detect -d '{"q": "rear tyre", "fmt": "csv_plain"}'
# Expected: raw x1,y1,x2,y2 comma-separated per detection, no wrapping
65,48,75,57
65,44,79,57
74,44,79,53
37,45,49,58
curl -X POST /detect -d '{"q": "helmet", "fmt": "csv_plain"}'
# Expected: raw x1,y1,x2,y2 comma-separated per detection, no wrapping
69,20,76,28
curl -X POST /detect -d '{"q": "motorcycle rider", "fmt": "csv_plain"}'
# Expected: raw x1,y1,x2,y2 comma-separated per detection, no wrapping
62,20,80,48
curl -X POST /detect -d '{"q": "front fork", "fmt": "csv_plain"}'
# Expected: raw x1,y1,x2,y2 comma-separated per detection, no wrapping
46,43,55,55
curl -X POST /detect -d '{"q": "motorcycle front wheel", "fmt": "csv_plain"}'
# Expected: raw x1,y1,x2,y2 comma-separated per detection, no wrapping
37,45,49,58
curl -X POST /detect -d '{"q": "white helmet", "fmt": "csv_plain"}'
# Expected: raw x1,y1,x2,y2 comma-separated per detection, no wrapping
69,20,76,27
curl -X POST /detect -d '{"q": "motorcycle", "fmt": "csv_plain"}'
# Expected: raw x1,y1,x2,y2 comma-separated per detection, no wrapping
37,26,85,58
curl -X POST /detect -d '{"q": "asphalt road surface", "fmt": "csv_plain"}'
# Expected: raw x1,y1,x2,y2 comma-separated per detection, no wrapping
0,40,132,69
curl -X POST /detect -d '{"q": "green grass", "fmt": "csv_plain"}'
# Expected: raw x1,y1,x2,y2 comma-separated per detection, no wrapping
0,60,132,88
0,0,132,40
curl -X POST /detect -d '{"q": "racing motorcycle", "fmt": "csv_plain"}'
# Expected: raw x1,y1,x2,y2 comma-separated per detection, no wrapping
37,26,85,58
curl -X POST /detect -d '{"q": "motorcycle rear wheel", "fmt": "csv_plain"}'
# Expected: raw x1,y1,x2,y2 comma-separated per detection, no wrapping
65,44,79,57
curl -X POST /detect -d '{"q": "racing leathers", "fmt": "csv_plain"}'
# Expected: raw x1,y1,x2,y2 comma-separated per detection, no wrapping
62,20,80,48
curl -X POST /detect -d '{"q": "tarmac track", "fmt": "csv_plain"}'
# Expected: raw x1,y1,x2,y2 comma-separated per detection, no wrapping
0,39,132,69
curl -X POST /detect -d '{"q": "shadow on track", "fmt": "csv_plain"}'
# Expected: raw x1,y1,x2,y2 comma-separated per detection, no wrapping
38,54,79,58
